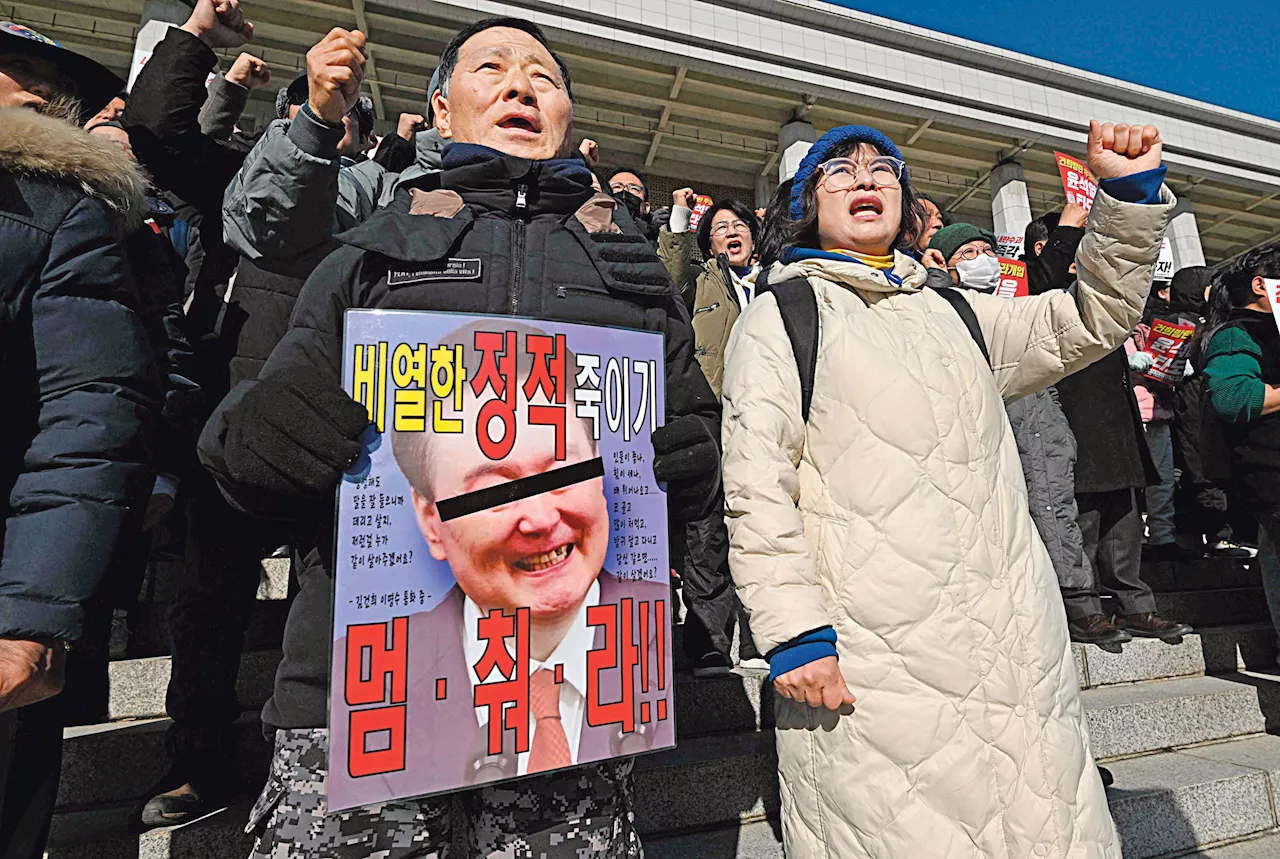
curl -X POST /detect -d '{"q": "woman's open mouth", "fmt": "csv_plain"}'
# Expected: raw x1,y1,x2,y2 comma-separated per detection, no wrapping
514,543,574,573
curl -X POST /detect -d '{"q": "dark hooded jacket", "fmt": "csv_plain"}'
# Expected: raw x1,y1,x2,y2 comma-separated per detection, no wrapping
1028,222,1159,492
0,109,160,641
199,146,719,730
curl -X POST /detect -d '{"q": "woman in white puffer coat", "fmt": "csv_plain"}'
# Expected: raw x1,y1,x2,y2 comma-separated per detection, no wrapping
721,120,1174,859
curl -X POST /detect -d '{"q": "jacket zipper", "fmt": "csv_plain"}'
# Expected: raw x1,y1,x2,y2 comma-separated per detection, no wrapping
508,184,528,314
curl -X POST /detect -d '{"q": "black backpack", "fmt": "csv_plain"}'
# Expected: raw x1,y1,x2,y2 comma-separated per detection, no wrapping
764,277,991,422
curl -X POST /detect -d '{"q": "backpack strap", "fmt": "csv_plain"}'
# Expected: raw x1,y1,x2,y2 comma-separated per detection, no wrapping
933,286,991,367
764,278,819,423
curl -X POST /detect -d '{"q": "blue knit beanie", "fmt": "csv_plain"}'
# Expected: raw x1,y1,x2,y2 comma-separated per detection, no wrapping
789,125,907,218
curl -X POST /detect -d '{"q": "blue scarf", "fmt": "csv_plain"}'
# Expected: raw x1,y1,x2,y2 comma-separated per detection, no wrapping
779,246,905,287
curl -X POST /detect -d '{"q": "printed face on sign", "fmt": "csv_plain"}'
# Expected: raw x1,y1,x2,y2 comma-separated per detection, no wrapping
399,359,608,625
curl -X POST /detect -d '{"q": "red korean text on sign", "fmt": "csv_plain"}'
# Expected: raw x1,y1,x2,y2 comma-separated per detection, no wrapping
471,330,518,460
1140,317,1196,386
345,617,408,777
1054,151,1098,211
523,333,568,461
472,607,531,756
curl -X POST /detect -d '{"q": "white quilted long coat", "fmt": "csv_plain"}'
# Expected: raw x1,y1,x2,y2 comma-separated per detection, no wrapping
721,187,1174,859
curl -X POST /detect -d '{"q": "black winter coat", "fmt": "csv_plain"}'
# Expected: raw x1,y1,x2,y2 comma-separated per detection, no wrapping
1027,222,1158,493
0,110,160,641
199,152,719,729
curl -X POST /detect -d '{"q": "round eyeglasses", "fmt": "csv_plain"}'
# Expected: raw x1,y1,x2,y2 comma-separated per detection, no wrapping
817,156,905,190
954,244,997,261
709,220,750,237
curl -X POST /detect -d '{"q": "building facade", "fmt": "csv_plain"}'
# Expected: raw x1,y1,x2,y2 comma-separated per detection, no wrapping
17,0,1280,269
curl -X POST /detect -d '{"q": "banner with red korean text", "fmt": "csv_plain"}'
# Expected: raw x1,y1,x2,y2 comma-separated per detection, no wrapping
1138,317,1196,385
1267,279,1280,337
996,258,1029,298
996,234,1025,259
1054,151,1098,211
329,310,673,810
688,194,714,230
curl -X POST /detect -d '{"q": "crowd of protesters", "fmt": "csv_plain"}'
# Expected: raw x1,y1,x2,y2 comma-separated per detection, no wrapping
0,0,1278,857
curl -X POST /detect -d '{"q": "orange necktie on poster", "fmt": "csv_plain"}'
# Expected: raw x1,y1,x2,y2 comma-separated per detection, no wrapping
528,668,571,772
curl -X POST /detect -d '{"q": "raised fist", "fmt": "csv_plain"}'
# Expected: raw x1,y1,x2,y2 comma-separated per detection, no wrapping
226,52,270,90
181,0,253,49
1059,200,1088,229
578,138,599,167
1087,121,1163,181
306,28,367,125
672,187,695,209
396,113,425,141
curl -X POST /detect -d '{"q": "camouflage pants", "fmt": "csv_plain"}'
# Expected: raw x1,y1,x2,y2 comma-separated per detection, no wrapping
246,729,643,858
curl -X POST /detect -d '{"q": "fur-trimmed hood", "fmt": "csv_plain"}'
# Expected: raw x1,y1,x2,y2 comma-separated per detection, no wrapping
0,108,147,230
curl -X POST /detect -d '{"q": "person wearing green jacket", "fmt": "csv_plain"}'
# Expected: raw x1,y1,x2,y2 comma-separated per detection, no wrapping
1202,246,1280,645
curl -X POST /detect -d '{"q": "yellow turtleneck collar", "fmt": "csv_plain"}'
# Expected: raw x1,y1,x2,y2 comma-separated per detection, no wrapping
830,249,897,271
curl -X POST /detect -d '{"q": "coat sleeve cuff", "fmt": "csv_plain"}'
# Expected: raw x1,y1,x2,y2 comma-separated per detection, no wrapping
1098,166,1167,204
766,626,837,681
288,103,345,159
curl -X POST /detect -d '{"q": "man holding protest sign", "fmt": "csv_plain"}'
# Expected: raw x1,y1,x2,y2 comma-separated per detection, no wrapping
198,15,719,858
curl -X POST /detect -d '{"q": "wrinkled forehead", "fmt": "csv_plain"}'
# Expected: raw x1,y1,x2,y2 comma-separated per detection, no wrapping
455,27,560,77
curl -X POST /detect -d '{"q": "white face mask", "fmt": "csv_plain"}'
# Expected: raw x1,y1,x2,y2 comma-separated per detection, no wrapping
953,255,1001,292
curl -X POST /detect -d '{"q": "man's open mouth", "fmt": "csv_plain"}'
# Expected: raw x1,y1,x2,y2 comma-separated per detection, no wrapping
499,115,540,133
514,543,573,572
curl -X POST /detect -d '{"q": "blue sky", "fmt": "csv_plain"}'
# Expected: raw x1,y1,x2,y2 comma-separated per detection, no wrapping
825,1,1280,121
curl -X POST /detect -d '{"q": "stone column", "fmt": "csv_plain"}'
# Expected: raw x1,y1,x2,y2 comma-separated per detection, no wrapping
128,1,194,89
755,173,778,210
1168,198,1207,272
778,120,816,185
990,160,1033,242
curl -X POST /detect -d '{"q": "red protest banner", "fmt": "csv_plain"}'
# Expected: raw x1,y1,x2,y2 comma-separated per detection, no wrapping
1054,151,1098,211
687,194,714,230
996,258,1028,298
1140,317,1196,385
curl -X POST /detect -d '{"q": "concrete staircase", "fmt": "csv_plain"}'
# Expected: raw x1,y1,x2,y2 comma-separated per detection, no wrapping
45,556,1280,859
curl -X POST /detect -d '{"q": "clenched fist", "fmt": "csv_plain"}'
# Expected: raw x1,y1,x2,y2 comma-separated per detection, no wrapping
774,655,856,712
1087,121,1163,180
396,113,425,141
226,52,270,90
307,28,367,125
180,0,253,49
578,138,599,167
672,187,695,209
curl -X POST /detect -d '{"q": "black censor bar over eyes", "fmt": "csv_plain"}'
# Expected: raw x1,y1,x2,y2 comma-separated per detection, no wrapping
435,457,605,522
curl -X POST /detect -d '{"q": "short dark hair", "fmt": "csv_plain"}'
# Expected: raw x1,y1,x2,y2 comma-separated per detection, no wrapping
784,140,924,254
696,198,759,260
756,179,793,270
1025,212,1061,253
1209,244,1280,329
918,193,950,227
607,167,648,200
436,16,573,102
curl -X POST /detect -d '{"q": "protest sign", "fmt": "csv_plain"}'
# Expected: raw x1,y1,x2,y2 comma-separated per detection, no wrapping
1054,151,1098,211
329,311,674,811
1267,279,1280,337
996,257,1029,298
1155,238,1175,282
997,234,1025,259
688,194,714,231
1138,317,1196,385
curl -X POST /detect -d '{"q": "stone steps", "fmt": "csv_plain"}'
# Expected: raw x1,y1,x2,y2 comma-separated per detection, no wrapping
106,650,281,721
49,734,1280,859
